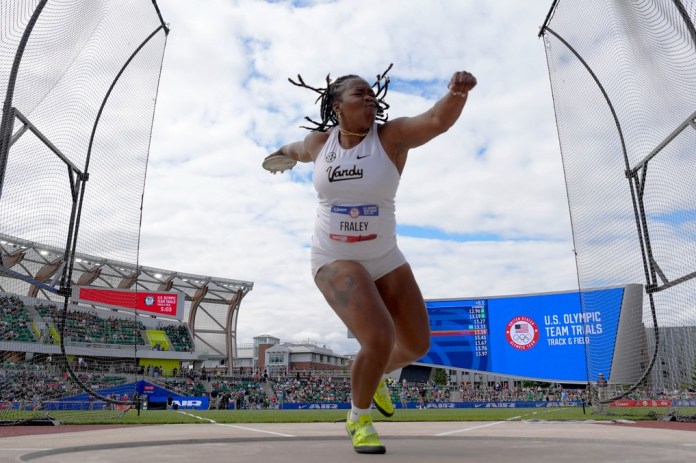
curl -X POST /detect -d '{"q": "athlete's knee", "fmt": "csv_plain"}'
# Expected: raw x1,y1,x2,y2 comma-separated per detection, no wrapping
374,327,397,354
361,325,395,358
401,333,430,361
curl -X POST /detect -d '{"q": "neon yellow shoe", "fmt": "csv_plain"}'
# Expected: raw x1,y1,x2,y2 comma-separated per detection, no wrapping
372,378,394,417
345,413,386,454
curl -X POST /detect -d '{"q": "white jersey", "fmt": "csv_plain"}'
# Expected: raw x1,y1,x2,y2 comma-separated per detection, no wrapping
312,123,401,260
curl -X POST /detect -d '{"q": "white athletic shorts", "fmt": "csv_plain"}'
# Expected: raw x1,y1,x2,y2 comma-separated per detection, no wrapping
311,244,407,281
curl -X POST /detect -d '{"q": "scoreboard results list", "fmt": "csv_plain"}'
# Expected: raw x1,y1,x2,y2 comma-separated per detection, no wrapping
422,299,491,372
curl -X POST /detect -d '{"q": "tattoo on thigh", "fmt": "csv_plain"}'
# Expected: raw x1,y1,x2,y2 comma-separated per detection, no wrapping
332,277,355,309
319,266,355,310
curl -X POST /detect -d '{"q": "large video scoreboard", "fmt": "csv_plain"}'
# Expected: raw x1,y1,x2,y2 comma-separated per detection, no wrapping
420,286,633,382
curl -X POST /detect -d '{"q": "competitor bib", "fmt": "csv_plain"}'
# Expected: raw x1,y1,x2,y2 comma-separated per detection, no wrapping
329,204,379,243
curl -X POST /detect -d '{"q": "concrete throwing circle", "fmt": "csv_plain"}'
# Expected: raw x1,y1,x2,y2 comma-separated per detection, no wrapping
18,435,696,463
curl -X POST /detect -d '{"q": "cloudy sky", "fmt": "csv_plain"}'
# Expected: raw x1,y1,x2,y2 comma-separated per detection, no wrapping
140,0,578,355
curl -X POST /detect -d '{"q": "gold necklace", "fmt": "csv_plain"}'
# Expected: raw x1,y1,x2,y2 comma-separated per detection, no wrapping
339,126,369,138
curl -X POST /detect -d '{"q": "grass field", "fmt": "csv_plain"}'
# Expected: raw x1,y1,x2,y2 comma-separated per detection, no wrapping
26,406,688,425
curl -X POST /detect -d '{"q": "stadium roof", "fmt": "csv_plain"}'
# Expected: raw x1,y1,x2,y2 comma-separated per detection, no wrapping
0,232,254,365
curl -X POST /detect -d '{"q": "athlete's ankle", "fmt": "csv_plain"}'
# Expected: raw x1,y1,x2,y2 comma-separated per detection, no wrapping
349,403,370,422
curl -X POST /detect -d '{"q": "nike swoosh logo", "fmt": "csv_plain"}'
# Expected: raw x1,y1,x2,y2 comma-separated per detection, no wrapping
356,154,371,159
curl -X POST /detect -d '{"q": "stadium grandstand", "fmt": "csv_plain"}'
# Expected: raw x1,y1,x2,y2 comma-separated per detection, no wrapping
3,238,694,418
0,232,253,420
0,232,253,368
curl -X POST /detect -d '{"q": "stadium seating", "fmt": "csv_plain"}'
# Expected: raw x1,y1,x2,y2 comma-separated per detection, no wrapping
0,296,37,343
162,324,193,352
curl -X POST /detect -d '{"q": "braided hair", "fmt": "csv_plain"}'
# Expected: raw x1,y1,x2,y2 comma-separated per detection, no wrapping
288,63,393,132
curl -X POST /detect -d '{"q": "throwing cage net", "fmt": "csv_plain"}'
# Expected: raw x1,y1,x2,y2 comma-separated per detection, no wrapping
0,0,169,423
541,0,696,418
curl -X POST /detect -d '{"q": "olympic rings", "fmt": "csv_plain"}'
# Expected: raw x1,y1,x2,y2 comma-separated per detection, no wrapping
513,333,532,343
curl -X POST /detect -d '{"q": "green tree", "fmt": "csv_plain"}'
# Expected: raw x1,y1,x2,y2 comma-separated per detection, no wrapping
432,368,448,385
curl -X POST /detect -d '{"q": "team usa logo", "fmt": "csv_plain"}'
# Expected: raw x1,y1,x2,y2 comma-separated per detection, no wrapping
505,316,539,350
144,296,155,306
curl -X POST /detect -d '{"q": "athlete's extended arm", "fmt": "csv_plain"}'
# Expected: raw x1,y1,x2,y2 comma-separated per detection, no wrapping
266,130,329,163
383,71,477,152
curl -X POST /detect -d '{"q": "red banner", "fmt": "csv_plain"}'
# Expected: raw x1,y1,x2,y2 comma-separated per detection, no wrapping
72,287,183,320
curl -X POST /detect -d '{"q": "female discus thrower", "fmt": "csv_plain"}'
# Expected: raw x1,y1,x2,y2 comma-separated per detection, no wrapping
263,65,476,454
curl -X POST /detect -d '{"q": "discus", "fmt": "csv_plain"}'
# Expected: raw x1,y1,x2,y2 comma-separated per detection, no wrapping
262,153,297,174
